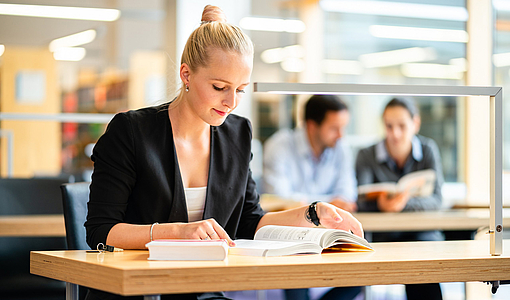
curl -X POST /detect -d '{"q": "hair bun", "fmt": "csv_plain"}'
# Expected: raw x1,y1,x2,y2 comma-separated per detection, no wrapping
201,5,227,23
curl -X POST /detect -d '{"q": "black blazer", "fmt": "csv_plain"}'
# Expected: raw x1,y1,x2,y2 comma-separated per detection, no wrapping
85,103,265,249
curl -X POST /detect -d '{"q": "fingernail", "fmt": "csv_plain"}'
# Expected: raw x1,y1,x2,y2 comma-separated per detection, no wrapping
229,241,236,247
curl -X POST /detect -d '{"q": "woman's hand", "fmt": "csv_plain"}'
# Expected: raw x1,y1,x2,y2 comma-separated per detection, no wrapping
315,202,364,238
173,218,235,246
377,191,409,212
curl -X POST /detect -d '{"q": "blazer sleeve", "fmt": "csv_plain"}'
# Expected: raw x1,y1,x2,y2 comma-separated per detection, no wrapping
235,119,266,239
355,147,378,212
85,113,137,249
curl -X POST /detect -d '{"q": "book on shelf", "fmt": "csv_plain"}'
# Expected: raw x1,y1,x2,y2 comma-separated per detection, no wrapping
357,169,436,201
145,239,229,261
229,225,373,257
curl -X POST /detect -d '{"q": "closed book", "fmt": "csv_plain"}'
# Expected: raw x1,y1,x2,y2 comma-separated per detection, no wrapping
145,239,229,261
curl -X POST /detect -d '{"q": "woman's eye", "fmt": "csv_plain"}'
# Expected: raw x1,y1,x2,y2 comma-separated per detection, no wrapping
213,85,224,91
236,89,245,94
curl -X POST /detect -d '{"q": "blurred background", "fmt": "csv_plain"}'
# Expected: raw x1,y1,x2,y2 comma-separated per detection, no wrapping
2,0,509,208
1,0,510,299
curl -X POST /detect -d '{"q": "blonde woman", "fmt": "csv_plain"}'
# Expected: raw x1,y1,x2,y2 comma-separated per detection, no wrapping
85,5,363,300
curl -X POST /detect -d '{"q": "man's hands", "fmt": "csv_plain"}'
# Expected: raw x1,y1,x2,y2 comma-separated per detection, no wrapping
315,202,364,238
376,191,410,212
329,198,357,212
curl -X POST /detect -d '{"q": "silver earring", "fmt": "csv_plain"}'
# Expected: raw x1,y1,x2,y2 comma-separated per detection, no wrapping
185,85,189,92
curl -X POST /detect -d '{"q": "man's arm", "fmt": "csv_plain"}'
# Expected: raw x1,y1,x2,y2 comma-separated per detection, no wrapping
262,132,297,198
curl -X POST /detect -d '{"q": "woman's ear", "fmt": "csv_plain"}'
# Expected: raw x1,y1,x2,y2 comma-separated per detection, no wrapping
180,63,191,86
413,115,421,134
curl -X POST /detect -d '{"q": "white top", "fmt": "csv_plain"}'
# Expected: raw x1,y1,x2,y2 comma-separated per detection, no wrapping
184,186,207,222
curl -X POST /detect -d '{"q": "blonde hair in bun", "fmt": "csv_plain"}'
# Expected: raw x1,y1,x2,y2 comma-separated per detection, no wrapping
172,5,253,106
201,5,227,23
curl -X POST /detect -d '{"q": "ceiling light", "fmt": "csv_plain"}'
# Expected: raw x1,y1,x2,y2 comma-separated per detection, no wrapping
493,52,510,67
0,3,120,21
322,59,363,75
53,47,86,61
0,45,4,57
359,47,436,68
320,0,468,21
261,45,305,64
370,25,469,43
49,29,96,52
240,17,305,33
494,0,510,11
261,48,283,64
401,63,464,79
449,58,467,72
281,57,305,73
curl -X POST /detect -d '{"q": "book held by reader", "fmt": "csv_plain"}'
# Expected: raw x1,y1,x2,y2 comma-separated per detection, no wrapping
357,169,436,201
229,225,373,257
145,239,229,261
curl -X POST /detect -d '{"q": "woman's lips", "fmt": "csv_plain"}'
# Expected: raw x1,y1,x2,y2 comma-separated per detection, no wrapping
213,109,227,116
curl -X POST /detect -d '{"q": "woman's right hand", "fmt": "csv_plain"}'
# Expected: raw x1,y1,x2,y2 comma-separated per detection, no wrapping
173,218,235,246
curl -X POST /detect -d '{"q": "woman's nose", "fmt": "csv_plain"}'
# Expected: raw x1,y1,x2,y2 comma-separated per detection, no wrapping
223,91,236,110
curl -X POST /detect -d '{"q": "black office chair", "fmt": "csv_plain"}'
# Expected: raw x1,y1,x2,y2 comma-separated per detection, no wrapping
61,182,91,300
61,182,91,251
0,177,68,299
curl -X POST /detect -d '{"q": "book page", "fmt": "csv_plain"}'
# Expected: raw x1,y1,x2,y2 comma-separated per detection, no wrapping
230,239,322,257
357,182,397,200
396,169,435,197
254,225,327,245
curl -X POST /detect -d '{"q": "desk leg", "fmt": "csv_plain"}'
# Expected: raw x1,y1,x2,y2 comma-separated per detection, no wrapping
144,295,161,300
66,282,79,300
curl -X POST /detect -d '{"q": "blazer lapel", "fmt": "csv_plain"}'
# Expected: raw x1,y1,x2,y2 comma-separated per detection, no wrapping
203,126,237,226
166,117,189,223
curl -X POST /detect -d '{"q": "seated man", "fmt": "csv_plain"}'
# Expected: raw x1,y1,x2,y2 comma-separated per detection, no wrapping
263,94,357,211
263,94,360,300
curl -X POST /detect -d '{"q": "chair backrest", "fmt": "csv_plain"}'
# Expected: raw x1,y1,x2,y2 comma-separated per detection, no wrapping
0,177,69,296
61,182,91,250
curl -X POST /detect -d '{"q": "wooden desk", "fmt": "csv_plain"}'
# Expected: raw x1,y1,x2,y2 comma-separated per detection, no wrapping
31,240,510,299
354,209,510,232
0,214,65,237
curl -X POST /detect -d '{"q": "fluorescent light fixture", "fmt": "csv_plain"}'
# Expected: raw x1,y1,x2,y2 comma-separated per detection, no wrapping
401,63,464,79
0,45,4,57
281,57,305,73
359,47,436,68
493,52,510,67
53,47,86,61
449,58,467,72
261,45,305,64
49,29,96,52
240,17,305,33
322,59,363,75
0,3,120,21
320,0,468,21
370,25,469,43
494,0,510,11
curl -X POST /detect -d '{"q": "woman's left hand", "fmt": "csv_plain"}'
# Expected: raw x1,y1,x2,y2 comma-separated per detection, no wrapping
315,202,364,238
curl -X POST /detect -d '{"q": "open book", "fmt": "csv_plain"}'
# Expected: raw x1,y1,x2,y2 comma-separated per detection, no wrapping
145,240,229,261
357,169,436,201
229,225,373,257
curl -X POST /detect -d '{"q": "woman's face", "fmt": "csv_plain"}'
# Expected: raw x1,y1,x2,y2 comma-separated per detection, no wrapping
183,47,253,126
383,106,420,152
